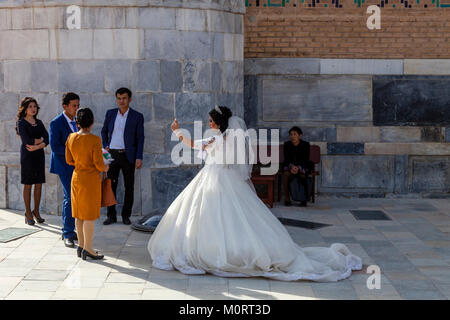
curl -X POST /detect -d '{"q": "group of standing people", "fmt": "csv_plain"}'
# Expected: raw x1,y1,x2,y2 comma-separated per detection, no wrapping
16,88,145,260
16,94,362,282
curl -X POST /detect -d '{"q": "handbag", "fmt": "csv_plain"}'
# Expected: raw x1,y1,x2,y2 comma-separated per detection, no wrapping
101,173,117,207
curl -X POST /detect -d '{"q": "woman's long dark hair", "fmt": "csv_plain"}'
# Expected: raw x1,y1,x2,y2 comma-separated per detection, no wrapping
16,97,40,135
209,106,232,133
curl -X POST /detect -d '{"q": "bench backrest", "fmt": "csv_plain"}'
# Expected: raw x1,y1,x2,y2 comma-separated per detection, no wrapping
254,143,320,165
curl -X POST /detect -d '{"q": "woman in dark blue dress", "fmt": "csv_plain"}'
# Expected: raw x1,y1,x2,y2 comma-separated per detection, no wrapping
16,97,49,225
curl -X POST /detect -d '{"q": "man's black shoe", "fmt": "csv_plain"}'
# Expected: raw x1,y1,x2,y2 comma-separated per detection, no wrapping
103,218,117,225
299,201,307,207
284,201,292,207
122,217,131,225
64,237,75,248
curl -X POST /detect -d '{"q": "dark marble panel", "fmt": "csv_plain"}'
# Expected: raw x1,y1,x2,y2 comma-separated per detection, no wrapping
244,75,258,129
320,155,395,191
374,75,450,80
394,155,408,194
421,127,445,142
151,167,200,210
409,157,450,192
327,143,364,155
373,76,450,126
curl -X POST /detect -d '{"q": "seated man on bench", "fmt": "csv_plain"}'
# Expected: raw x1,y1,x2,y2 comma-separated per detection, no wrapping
282,126,313,207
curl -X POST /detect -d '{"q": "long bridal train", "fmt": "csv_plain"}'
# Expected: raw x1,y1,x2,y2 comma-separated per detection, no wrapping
148,116,362,282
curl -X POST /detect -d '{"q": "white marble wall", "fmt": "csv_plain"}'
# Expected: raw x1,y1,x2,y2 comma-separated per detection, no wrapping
0,0,245,214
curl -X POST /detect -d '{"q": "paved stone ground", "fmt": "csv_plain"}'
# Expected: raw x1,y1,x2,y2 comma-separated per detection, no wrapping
1,197,449,300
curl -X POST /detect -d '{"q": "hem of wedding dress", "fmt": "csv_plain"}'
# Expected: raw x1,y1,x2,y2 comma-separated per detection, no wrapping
151,259,363,282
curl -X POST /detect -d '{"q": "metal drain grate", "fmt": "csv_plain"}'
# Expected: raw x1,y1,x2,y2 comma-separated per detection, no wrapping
278,218,331,230
350,210,391,221
0,227,41,243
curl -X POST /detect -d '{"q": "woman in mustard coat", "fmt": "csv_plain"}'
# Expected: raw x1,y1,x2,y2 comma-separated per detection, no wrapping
66,108,108,260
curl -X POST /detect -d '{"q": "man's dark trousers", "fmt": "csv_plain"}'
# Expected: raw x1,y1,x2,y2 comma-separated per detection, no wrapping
283,171,309,202
107,149,135,220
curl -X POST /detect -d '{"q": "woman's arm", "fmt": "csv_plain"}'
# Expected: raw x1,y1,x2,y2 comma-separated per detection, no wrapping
17,119,34,146
65,137,75,166
27,121,49,151
93,137,107,172
171,119,194,148
26,142,46,152
17,119,45,152
41,121,49,146
171,119,217,152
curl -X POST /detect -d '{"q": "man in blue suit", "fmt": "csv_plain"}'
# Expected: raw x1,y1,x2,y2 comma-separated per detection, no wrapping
101,88,145,225
49,92,80,248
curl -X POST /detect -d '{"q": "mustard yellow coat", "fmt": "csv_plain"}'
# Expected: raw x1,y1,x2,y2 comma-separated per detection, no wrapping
66,133,106,221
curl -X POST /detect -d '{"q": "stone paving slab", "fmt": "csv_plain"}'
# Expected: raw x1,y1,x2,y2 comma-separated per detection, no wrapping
0,197,449,300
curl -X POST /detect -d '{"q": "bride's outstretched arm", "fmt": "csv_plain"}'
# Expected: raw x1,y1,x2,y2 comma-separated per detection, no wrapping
171,119,194,148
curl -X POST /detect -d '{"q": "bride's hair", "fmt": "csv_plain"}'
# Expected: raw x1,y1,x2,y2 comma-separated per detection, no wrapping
209,106,232,133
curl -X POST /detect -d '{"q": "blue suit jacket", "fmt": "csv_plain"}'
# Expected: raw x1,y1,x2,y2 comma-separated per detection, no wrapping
101,108,145,164
49,113,75,176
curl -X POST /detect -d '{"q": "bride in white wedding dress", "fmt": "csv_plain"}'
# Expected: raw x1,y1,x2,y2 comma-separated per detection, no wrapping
147,106,362,282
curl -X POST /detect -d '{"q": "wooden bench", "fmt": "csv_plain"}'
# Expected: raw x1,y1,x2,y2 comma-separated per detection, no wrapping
250,144,278,208
250,174,276,208
251,144,321,207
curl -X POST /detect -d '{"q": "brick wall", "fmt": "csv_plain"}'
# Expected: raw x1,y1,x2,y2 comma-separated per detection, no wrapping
244,0,450,59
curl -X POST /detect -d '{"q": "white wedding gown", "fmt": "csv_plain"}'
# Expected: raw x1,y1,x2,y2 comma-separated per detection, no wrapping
148,122,362,282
